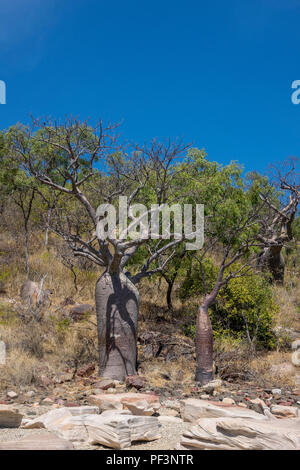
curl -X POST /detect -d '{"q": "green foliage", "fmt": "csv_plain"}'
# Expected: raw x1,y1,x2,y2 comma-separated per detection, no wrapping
56,318,72,330
0,267,11,283
179,256,218,301
212,274,278,349
179,258,278,349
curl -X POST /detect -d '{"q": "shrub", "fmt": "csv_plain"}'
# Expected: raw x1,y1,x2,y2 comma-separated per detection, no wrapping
179,257,218,301
213,274,278,349
179,258,278,349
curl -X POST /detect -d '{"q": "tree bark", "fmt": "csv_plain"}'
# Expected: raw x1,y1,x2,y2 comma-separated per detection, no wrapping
195,302,214,385
24,222,29,275
95,271,139,381
258,246,285,283
166,279,174,311
45,208,51,249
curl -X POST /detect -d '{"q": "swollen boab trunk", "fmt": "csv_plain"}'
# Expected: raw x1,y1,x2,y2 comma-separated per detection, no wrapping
95,271,139,380
258,246,285,284
195,303,214,385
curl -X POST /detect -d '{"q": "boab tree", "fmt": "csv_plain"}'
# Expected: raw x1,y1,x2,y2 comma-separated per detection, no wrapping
8,117,198,380
257,158,299,283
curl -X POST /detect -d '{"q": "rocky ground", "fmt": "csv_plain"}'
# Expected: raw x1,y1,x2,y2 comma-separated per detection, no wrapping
0,371,299,450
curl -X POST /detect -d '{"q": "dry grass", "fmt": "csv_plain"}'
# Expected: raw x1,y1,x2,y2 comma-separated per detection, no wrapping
250,351,296,389
0,350,40,387
273,282,300,330
140,358,195,391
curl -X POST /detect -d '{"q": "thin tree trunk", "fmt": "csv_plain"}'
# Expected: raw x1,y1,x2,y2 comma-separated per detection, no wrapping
166,279,175,311
45,208,51,249
195,301,214,385
25,222,29,276
95,271,139,380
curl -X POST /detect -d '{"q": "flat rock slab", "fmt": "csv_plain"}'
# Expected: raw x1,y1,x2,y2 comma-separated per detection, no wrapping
178,417,300,450
181,399,267,423
23,407,161,449
270,404,299,418
0,433,74,450
85,414,160,449
0,405,23,428
89,393,160,415
23,406,98,430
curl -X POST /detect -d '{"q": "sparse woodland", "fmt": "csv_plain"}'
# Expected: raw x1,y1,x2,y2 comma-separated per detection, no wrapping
0,118,299,396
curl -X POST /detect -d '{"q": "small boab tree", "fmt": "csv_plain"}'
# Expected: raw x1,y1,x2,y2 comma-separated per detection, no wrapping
182,151,270,385
8,117,199,380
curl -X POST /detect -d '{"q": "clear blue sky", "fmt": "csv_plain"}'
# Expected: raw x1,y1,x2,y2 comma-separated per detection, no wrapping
0,0,300,172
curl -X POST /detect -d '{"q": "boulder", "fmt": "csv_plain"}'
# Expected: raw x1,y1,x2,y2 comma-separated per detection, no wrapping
53,372,73,384
291,339,300,351
122,399,160,416
222,397,235,405
69,304,94,321
178,417,300,450
89,392,160,415
93,378,115,390
273,326,300,341
249,398,269,415
270,404,299,418
292,350,300,367
181,399,267,423
0,433,74,450
0,405,23,428
76,363,95,377
201,379,223,394
125,375,146,390
270,362,295,376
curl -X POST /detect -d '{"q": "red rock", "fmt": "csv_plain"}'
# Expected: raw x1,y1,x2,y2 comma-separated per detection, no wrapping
207,401,233,408
89,392,160,415
125,375,146,390
76,363,95,377
40,375,52,387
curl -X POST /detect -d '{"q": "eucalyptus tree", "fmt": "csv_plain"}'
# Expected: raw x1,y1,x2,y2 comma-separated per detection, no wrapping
8,117,195,380
0,136,37,274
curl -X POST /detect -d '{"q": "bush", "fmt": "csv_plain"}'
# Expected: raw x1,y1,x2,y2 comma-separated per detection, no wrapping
179,258,278,349
213,274,278,349
179,257,218,301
